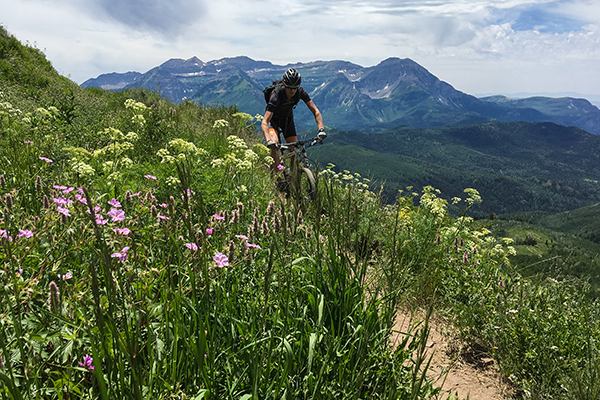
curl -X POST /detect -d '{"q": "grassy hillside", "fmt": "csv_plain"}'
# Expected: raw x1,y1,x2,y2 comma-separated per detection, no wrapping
3,26,600,400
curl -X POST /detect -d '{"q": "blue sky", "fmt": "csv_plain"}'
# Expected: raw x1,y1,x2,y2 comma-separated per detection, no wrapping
2,0,600,100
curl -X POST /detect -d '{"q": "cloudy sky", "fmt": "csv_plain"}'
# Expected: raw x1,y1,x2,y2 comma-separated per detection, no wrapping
2,0,600,100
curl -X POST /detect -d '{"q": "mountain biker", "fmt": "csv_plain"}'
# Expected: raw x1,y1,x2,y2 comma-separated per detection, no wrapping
262,68,326,170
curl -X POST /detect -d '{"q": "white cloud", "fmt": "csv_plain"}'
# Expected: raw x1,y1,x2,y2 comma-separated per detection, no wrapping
1,0,599,96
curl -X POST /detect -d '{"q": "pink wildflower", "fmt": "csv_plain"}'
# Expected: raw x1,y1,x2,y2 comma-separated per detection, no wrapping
78,355,94,370
157,214,170,220
58,272,72,280
107,208,126,222
0,229,13,242
246,242,262,250
53,197,73,206
206,228,213,235
111,246,129,262
113,227,131,236
18,229,33,239
235,234,248,240
185,242,198,251
213,213,225,221
75,194,87,205
144,174,157,180
213,252,229,268
57,206,71,217
39,156,53,163
108,198,122,208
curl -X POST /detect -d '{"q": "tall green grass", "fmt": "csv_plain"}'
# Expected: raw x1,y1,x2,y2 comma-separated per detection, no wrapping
0,86,454,399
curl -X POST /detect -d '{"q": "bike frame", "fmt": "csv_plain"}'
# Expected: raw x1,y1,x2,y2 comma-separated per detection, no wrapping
275,136,324,201
277,137,320,168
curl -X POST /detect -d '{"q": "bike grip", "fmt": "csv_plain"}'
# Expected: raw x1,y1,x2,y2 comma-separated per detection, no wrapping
266,140,278,149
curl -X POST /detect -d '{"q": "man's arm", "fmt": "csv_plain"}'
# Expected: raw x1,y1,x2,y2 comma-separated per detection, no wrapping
261,111,278,143
306,100,324,131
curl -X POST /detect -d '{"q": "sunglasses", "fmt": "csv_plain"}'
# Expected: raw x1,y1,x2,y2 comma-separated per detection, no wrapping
285,85,299,90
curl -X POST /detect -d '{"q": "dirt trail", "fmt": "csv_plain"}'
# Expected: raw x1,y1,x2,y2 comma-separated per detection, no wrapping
392,311,514,400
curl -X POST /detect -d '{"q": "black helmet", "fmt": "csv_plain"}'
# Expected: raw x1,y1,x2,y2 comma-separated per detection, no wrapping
283,68,301,88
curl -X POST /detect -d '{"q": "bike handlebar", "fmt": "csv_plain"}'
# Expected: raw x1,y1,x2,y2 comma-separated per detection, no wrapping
276,135,325,152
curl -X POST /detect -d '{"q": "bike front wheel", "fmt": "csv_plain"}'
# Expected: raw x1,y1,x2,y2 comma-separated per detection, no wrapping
300,167,317,201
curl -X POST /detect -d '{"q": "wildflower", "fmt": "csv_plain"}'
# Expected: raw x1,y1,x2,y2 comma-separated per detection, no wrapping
144,174,157,180
111,246,129,262
246,242,262,250
17,229,33,238
185,242,198,251
159,203,168,208
5,194,13,208
108,198,122,208
463,251,469,264
42,195,49,209
237,201,244,215
273,212,281,232
150,205,158,217
206,228,213,235
35,175,42,191
235,234,248,240
96,215,109,225
277,164,285,170
39,156,53,163
506,309,518,315
78,355,94,370
75,194,87,205
261,218,269,235
57,206,71,217
107,208,126,222
113,227,131,236
16,268,23,277
213,213,225,221
157,214,170,220
58,272,72,280
213,252,229,268
48,281,60,313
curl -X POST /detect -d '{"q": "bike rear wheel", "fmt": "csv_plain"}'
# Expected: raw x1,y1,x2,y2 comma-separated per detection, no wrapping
300,167,317,201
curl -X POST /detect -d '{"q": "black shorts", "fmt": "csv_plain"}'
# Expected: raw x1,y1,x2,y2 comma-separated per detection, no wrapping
269,117,297,142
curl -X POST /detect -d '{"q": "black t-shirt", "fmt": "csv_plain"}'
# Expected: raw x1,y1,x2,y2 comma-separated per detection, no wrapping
266,86,311,120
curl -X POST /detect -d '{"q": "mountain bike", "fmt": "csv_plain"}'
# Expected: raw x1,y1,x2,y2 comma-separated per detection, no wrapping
272,133,326,202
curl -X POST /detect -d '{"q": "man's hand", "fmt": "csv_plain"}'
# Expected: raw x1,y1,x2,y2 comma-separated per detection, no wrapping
266,140,278,149
317,130,327,141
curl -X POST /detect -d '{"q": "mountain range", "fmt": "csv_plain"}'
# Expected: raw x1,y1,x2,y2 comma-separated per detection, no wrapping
82,56,600,135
